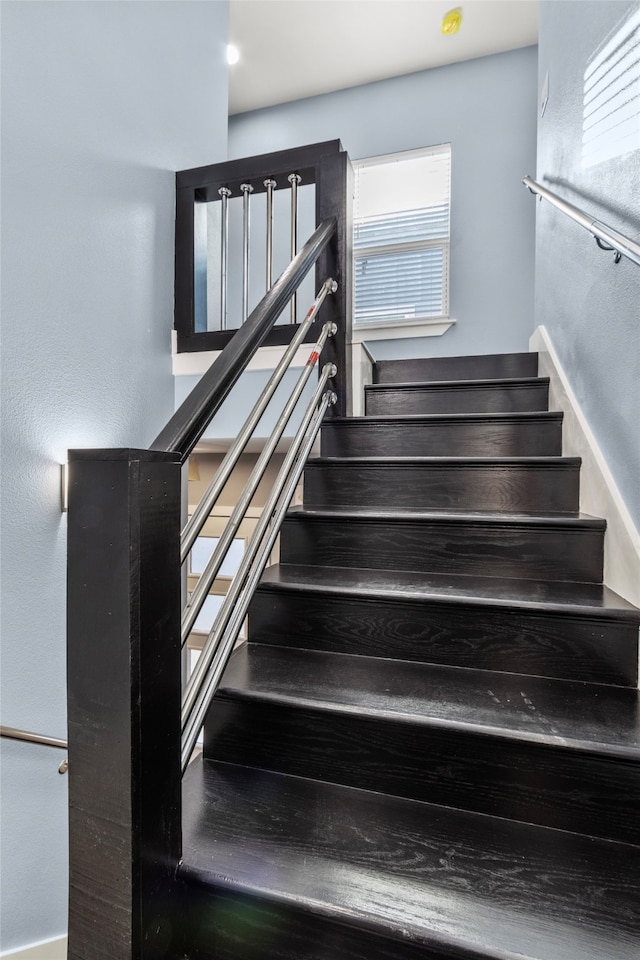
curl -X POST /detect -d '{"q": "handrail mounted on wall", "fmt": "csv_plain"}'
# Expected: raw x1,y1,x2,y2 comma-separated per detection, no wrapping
523,176,640,268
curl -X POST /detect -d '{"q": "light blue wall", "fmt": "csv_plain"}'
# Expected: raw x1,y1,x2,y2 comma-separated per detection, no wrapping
229,47,539,362
0,1,229,950
535,0,640,529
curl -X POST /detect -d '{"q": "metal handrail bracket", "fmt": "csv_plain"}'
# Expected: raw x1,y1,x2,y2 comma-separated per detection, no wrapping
1,725,69,774
523,176,640,268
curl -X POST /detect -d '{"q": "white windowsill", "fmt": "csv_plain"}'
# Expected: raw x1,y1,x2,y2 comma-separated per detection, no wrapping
351,317,455,342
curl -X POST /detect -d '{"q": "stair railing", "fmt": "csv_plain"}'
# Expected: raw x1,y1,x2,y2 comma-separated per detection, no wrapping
179,292,338,769
181,362,336,768
66,140,352,960
1,725,69,774
523,176,640,267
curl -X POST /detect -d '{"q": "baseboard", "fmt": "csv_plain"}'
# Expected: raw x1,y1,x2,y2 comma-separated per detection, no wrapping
530,325,640,606
0,936,67,959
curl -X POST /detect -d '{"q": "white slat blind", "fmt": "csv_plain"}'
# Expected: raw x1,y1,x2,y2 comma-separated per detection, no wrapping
353,145,451,326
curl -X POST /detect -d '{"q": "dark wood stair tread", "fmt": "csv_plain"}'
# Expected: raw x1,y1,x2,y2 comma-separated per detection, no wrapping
288,505,606,528
259,563,640,620
366,375,550,392
308,455,581,465
326,411,564,424
218,645,640,756
180,758,640,960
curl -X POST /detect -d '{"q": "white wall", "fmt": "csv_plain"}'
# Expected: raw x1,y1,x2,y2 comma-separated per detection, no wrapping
0,1,229,950
229,47,539,362
535,0,640,530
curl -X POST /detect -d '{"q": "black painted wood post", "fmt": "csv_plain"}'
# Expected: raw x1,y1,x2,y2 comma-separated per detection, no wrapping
175,182,196,345
67,449,182,960
317,148,353,418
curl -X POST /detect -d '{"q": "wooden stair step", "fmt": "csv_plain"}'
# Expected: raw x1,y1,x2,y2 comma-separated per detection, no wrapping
257,563,640,618
217,645,639,756
365,376,550,416
279,508,605,583
303,456,581,514
250,565,640,686
373,351,539,384
180,758,640,960
204,645,640,842
321,411,564,457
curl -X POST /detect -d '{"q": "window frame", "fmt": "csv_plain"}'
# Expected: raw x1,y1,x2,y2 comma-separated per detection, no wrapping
352,144,451,330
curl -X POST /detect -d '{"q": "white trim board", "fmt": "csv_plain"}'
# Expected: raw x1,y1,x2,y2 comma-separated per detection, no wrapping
1,936,67,959
530,326,640,607
172,339,314,377
172,319,456,376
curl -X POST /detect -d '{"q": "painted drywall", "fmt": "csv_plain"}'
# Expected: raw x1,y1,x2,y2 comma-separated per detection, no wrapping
0,1,229,950
228,46,538,362
535,0,640,530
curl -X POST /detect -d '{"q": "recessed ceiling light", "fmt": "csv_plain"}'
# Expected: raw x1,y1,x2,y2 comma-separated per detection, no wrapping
442,7,463,36
227,44,240,65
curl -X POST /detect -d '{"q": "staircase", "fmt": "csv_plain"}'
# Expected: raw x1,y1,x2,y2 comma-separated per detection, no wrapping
178,351,640,960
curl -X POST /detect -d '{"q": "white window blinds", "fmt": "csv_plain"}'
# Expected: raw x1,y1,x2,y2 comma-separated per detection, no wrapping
353,145,451,325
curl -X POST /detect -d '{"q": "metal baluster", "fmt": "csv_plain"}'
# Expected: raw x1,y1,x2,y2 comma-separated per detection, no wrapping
264,178,276,290
288,173,302,323
218,186,232,330
240,183,253,323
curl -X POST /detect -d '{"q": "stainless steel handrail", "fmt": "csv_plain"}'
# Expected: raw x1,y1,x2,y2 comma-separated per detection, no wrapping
180,278,337,564
523,176,640,268
1,725,68,774
181,376,336,770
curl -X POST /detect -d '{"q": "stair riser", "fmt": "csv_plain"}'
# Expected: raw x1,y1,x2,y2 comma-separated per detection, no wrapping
279,516,605,583
248,590,639,687
321,418,563,458
374,353,539,385
183,885,479,960
303,462,580,514
365,382,549,416
205,698,639,844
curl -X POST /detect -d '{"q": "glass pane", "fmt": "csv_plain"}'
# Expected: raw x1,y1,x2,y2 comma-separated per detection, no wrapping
354,204,449,249
192,594,224,633
355,247,445,323
190,536,244,577
355,149,451,220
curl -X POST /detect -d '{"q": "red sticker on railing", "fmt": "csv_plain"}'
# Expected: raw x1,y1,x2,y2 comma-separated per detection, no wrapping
305,306,315,320
306,350,320,367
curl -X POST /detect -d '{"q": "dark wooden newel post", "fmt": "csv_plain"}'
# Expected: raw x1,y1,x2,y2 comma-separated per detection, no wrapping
67,449,182,960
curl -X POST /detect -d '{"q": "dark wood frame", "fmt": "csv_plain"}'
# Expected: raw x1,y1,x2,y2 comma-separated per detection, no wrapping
175,139,352,366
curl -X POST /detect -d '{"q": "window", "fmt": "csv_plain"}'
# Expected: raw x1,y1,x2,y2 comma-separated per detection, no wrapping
353,145,451,327
582,7,640,168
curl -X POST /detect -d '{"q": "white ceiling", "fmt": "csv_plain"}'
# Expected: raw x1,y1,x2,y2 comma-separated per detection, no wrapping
229,0,539,115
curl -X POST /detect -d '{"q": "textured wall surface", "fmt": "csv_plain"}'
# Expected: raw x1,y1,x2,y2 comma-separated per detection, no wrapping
0,1,228,950
229,47,538,362
535,0,640,529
